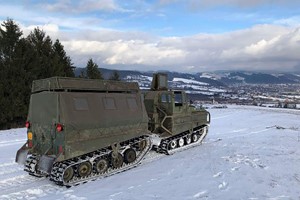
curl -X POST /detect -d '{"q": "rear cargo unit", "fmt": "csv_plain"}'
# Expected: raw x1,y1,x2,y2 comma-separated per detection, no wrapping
16,77,150,177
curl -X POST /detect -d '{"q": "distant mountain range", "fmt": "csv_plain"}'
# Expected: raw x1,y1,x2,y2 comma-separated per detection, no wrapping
75,68,300,86
75,68,300,100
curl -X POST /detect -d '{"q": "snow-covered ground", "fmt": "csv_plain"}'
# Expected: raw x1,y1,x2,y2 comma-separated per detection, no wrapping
1,105,300,200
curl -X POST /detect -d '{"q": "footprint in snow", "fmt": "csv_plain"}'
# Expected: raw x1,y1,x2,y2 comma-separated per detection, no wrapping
147,178,158,183
231,167,239,171
110,192,122,197
218,181,228,190
213,172,223,178
193,190,208,199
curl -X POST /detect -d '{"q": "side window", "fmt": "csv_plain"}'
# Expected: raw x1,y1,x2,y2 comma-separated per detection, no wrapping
161,93,171,103
127,97,138,110
73,98,89,111
174,92,183,107
103,97,116,110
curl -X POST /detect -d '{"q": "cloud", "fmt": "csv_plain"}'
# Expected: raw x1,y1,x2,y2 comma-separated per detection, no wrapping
63,39,186,67
32,0,127,14
24,24,59,34
158,0,300,8
274,16,300,27
49,24,300,72
3,14,300,72
1,0,300,73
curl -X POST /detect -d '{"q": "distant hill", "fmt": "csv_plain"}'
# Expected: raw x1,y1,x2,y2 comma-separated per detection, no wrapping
74,68,300,101
75,68,300,85
200,71,300,84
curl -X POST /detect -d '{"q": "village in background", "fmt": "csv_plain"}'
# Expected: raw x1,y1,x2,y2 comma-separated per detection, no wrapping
87,68,300,110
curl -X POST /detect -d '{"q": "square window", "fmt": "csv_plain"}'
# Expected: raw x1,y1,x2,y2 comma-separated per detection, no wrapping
73,98,89,111
103,97,116,110
127,98,138,110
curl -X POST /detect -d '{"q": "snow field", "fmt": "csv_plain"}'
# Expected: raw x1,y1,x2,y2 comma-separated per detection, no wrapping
0,105,299,199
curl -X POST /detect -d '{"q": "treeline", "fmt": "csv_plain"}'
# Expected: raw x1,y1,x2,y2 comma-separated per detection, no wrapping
0,19,120,130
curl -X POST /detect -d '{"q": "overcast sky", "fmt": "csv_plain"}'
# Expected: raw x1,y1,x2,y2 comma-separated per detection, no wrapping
1,0,300,72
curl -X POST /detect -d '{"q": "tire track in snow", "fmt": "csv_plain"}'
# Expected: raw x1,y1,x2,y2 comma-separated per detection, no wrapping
211,113,240,120
0,183,63,200
0,175,47,196
0,161,24,178
0,161,17,168
0,173,87,200
0,181,86,200
226,128,271,139
0,139,26,148
213,125,276,139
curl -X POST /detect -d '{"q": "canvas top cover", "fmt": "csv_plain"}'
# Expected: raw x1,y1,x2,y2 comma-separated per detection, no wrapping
31,77,139,93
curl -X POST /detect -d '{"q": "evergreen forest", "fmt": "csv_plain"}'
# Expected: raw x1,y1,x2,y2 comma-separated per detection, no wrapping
0,19,120,130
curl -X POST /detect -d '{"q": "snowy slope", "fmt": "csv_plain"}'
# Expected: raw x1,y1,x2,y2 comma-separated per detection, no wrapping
0,106,300,199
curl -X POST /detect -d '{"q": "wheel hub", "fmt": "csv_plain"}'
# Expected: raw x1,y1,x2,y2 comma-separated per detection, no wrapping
63,167,74,182
178,138,184,147
78,162,92,177
96,159,108,174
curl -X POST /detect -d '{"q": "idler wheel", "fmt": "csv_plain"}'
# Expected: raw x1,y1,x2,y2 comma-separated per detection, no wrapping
178,138,184,147
111,153,123,168
169,140,177,149
78,161,92,177
192,133,200,143
63,167,74,182
95,158,109,174
185,135,191,145
124,148,137,164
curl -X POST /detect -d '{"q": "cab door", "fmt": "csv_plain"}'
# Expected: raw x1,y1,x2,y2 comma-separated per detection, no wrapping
159,92,173,115
172,91,192,135
173,91,188,113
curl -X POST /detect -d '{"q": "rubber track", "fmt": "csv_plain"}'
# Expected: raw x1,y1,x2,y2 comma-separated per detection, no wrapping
50,135,152,187
157,125,208,155
23,126,208,187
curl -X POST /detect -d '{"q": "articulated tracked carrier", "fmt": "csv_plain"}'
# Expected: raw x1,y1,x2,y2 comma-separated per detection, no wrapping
16,73,210,186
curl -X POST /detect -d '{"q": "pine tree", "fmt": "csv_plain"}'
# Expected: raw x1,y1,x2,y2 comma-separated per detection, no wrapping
109,70,121,81
26,28,54,78
52,39,74,77
0,18,22,61
0,19,28,129
0,19,76,129
86,58,103,79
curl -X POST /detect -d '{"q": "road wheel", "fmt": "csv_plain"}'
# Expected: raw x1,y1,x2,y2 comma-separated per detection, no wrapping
78,162,92,177
95,158,109,174
169,140,177,149
178,138,184,147
112,153,123,168
63,167,74,182
192,133,200,143
124,148,137,164
185,135,191,145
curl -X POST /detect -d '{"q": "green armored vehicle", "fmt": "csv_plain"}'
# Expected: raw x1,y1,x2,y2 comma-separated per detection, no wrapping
16,73,210,186
145,74,210,154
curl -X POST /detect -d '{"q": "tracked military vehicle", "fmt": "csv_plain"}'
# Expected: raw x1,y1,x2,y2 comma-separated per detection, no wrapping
145,74,210,155
16,73,210,186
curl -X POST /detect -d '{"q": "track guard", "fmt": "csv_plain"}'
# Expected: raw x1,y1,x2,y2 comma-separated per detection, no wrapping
15,143,29,165
37,155,56,174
